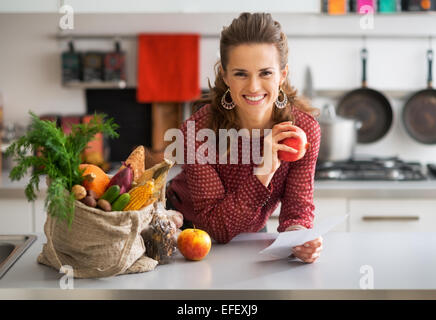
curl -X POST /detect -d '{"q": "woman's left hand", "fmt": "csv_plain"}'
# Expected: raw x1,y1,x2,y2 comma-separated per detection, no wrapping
291,237,323,263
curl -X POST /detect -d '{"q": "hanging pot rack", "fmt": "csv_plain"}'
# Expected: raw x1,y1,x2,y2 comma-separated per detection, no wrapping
54,33,435,41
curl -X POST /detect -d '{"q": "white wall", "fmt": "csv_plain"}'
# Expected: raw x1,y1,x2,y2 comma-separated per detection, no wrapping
0,0,320,13
1,12,436,162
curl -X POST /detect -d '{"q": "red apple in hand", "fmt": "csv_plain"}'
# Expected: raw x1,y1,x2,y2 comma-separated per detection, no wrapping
177,228,212,261
278,126,310,162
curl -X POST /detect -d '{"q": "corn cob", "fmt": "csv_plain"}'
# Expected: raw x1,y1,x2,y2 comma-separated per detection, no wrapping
136,159,174,187
123,180,155,211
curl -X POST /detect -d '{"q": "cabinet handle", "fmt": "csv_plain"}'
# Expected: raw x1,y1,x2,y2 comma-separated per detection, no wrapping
362,215,420,221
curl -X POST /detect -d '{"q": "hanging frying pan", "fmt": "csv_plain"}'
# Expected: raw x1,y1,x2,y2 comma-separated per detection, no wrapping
337,48,393,143
402,49,436,144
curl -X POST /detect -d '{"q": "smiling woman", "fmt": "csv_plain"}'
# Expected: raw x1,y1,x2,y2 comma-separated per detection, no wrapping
205,12,319,133
167,12,323,263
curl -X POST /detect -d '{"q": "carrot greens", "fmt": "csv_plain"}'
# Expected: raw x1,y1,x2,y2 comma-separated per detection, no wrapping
6,111,119,226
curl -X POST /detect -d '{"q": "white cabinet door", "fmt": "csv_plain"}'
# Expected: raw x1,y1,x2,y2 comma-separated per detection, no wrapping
34,199,47,234
313,198,348,232
0,199,32,234
266,204,281,233
266,198,348,233
349,199,436,232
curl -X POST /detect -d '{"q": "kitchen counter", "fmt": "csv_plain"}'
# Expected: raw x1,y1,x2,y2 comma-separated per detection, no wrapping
2,167,436,199
0,171,47,198
314,180,436,198
1,231,436,299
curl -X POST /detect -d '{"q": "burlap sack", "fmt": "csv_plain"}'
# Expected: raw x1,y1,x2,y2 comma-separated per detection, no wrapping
37,200,159,278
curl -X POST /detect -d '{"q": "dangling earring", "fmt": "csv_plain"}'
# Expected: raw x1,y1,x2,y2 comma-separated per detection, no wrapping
221,88,236,110
275,87,288,109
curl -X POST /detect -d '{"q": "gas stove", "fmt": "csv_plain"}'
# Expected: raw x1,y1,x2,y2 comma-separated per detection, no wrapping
315,156,428,181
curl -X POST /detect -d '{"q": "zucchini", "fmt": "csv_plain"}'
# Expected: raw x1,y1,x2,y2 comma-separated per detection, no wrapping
100,185,121,204
112,193,131,211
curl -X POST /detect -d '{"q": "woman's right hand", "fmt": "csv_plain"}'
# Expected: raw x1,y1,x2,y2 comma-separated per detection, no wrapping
165,209,184,243
166,209,184,229
255,121,300,185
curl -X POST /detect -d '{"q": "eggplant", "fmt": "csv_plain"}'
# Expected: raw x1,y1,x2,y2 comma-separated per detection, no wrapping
108,162,133,194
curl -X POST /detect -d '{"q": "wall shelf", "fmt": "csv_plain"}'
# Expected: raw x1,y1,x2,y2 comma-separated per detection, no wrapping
62,80,127,89
317,12,436,16
52,10,436,41
54,33,436,41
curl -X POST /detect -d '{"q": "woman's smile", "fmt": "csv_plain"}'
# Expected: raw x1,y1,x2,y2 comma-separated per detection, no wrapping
242,93,267,105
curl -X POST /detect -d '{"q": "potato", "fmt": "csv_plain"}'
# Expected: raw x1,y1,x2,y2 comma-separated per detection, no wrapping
87,189,99,200
72,185,87,200
81,195,97,208
97,199,112,212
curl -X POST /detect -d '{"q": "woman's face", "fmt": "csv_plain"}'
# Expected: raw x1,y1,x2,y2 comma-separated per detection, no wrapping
222,43,288,116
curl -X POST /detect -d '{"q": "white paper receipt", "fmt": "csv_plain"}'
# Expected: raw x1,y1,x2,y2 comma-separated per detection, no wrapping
258,215,348,259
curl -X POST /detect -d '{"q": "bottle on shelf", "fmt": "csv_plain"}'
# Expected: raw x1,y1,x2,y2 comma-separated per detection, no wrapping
378,0,400,13
322,0,349,15
356,0,377,13
401,0,436,11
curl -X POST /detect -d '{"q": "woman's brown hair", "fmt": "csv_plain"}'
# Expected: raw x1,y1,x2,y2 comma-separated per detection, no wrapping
193,12,319,134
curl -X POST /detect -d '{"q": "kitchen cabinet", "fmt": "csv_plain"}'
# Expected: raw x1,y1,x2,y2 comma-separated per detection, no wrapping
266,209,279,232
266,198,348,232
267,196,436,233
313,198,348,231
1,196,434,234
34,199,46,234
349,199,436,232
0,199,32,234
1,181,435,234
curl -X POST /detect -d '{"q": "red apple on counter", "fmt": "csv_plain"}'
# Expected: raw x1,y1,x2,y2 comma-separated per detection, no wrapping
277,126,310,162
177,228,212,261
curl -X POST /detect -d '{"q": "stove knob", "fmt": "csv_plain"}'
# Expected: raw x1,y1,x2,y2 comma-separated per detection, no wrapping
387,169,402,180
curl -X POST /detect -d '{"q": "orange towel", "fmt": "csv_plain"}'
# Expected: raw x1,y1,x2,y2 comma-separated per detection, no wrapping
137,34,200,103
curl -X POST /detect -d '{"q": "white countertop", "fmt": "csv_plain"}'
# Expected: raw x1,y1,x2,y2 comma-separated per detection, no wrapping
1,171,33,189
1,231,436,299
314,179,436,198
2,167,436,199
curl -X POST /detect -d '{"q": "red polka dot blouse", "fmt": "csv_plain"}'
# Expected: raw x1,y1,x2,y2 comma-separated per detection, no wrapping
169,104,321,244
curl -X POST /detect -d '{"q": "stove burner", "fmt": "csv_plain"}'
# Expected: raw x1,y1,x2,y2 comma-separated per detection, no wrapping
315,157,427,181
